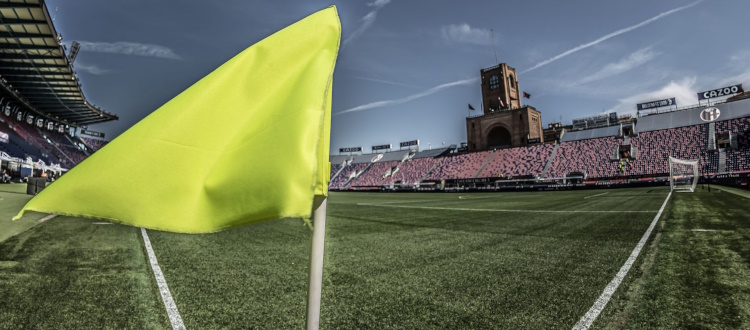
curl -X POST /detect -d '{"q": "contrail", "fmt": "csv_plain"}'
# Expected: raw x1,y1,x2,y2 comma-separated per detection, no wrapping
343,0,392,46
353,76,422,90
76,41,182,60
335,77,478,115
521,0,703,74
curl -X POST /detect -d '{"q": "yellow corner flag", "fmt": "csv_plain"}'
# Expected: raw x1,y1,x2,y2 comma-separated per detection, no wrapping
14,6,341,233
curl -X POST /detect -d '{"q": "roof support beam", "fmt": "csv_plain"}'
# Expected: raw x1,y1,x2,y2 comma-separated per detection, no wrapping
8,77,76,84
0,43,59,51
0,68,72,76
0,18,48,25
0,53,60,60
0,61,68,68
0,31,51,39
0,4,43,10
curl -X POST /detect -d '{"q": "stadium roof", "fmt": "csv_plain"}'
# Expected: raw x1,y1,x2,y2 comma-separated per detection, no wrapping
0,0,117,126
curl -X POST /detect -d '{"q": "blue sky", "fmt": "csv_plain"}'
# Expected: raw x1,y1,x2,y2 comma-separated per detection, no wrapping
48,0,749,152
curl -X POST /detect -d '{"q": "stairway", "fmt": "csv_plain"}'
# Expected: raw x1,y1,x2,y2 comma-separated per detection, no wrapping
329,162,347,183
418,158,443,183
66,135,90,156
707,122,716,151
474,151,496,178
343,163,373,187
541,143,560,178
718,149,727,173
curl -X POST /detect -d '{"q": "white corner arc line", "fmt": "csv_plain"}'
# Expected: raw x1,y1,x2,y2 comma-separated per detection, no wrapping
584,192,609,199
141,228,186,330
572,191,672,330
38,214,57,223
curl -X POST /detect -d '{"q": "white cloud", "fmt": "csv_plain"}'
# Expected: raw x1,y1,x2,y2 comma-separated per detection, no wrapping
76,41,182,60
368,0,391,8
521,0,703,74
578,47,660,84
73,62,109,75
729,50,750,65
607,77,697,115
344,1,393,46
336,77,478,115
718,69,750,88
441,24,493,46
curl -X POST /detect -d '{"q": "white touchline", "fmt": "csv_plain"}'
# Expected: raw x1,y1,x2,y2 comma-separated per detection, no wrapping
572,191,672,330
141,228,186,330
373,199,444,205
357,203,657,213
38,214,57,223
584,192,609,199
457,196,501,200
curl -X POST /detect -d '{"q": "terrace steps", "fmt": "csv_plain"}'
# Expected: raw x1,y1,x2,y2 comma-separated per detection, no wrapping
330,163,347,183
541,143,559,178
475,151,496,178
419,158,443,183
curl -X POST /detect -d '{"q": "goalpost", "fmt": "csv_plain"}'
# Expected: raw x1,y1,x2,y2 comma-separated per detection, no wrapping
669,157,699,192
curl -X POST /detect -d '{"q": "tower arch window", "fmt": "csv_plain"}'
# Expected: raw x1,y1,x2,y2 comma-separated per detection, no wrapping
508,74,515,88
489,75,499,90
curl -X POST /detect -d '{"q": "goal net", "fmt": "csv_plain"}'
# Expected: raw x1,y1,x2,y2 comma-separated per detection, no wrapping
669,157,699,192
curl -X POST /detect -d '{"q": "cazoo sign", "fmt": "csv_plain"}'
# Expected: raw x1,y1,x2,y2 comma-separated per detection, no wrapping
698,84,744,100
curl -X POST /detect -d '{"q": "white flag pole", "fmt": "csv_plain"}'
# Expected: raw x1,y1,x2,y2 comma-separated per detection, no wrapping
306,198,328,330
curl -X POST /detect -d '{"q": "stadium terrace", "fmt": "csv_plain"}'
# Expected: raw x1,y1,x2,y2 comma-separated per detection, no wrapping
329,75,750,192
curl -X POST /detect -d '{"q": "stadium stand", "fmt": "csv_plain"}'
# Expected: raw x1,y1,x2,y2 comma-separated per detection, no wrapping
325,99,750,189
389,157,439,185
716,117,750,173
80,137,109,152
425,151,493,180
329,163,344,181
629,125,709,176
329,162,369,189
348,160,400,186
478,144,553,178
548,136,620,178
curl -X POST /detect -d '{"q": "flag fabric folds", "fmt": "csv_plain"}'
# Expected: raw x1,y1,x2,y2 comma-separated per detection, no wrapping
468,103,475,111
523,91,531,99
13,6,341,233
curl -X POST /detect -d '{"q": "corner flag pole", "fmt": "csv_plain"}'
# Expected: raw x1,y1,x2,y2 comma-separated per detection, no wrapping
306,198,328,330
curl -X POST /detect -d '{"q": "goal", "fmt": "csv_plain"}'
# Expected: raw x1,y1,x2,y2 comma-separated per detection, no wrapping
669,157,699,192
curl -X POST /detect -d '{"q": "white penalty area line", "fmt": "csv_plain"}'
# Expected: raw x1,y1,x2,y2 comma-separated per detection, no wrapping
572,190,672,330
356,203,657,213
584,192,609,199
38,214,57,223
140,228,185,330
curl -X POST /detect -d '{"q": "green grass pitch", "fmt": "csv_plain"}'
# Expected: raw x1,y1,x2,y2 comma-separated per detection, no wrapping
0,184,748,329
